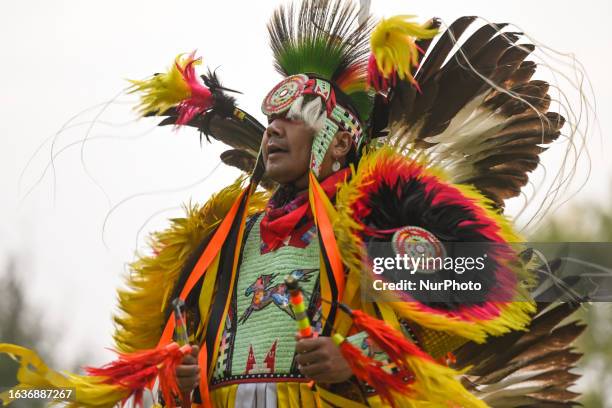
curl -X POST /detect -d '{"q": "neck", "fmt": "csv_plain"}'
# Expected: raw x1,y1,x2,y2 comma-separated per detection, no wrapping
291,172,310,191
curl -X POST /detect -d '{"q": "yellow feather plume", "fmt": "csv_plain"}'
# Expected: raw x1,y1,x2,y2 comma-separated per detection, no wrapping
0,344,128,408
401,353,488,408
370,15,438,84
128,53,196,116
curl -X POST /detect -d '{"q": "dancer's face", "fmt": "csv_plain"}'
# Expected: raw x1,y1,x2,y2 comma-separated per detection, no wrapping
262,116,314,190
262,115,353,190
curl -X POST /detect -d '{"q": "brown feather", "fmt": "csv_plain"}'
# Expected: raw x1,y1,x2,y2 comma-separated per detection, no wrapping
415,16,477,83
220,149,256,173
477,350,582,385
489,44,536,86
441,23,510,74
412,17,442,74
418,33,521,138
447,25,516,77
527,388,582,402
505,60,537,88
385,18,568,210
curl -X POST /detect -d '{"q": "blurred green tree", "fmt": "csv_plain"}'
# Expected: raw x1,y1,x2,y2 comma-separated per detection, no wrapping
534,201,612,408
0,258,54,408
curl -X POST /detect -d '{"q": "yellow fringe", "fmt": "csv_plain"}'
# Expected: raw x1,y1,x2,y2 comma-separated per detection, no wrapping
113,177,268,353
370,15,438,84
210,381,322,408
0,344,127,408
334,147,535,344
398,353,488,408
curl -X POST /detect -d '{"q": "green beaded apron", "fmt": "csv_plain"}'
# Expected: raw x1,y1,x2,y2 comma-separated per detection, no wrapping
211,214,320,386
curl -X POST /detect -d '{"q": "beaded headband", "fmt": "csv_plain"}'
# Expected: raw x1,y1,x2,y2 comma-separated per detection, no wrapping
262,74,362,176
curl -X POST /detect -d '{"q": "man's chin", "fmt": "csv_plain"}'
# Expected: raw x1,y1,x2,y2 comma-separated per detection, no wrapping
264,166,289,184
265,169,304,187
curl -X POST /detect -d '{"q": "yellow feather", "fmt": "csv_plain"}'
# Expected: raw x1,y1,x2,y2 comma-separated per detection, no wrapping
370,15,438,83
113,177,269,353
402,354,489,408
128,53,196,116
0,344,128,408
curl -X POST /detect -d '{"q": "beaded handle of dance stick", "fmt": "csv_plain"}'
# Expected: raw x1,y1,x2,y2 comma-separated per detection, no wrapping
172,299,192,408
172,299,190,346
285,275,313,338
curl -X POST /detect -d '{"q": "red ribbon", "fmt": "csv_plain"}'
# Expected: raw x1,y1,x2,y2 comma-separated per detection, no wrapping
260,169,349,253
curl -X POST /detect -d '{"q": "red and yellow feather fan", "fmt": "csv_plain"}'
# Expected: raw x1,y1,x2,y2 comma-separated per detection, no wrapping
335,147,535,343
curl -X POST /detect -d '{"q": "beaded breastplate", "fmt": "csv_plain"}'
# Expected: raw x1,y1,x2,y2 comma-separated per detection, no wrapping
211,215,321,387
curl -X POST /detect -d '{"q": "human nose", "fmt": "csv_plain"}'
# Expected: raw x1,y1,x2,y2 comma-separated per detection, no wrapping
266,119,283,139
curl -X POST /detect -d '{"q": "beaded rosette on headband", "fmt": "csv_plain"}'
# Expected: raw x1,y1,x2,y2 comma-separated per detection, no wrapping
261,74,363,175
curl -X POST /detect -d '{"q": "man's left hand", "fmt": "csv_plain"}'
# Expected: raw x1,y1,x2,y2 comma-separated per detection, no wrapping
295,336,353,383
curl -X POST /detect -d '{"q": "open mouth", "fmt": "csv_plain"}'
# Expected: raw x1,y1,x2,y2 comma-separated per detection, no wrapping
267,145,288,156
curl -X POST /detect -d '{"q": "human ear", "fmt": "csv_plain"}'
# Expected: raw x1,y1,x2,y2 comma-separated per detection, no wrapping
330,131,353,161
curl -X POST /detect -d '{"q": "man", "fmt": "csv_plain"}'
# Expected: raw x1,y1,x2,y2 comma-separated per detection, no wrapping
174,107,358,403
118,0,583,406
0,0,585,407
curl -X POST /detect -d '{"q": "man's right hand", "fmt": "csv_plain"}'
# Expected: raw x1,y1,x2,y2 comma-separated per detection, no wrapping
176,345,200,393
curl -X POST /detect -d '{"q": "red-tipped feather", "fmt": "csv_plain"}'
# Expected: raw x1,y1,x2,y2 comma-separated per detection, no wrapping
367,53,424,93
350,310,490,407
350,310,434,368
158,349,187,408
367,53,395,92
175,54,213,125
85,342,191,408
337,339,411,408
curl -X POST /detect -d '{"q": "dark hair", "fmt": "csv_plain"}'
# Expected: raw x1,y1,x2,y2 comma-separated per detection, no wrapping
346,143,358,167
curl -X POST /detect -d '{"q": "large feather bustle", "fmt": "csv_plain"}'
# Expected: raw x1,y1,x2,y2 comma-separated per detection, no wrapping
368,15,439,90
455,301,584,407
380,18,564,208
268,0,374,118
113,178,269,353
147,65,267,183
334,147,535,343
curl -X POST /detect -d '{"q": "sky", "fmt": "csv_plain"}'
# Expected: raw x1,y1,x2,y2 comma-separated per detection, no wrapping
0,0,611,369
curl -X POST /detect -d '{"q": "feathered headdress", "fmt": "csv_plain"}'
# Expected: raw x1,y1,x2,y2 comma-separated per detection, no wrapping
268,0,374,119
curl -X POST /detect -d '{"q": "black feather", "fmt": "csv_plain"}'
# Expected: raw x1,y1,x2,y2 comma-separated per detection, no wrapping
363,176,514,310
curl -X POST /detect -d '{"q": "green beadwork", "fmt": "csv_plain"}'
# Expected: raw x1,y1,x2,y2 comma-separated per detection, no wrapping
214,217,320,378
311,118,339,175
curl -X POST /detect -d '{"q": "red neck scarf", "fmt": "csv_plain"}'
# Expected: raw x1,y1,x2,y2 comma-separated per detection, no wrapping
260,169,349,253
